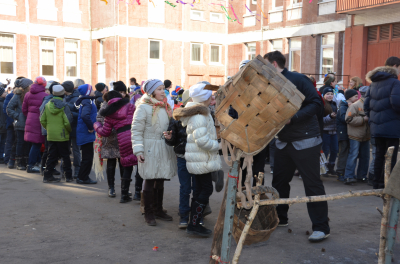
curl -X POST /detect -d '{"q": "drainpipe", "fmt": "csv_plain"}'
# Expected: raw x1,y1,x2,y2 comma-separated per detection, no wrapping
181,4,185,87
89,0,92,83
25,0,31,79
225,0,228,81
115,0,118,82
260,0,265,55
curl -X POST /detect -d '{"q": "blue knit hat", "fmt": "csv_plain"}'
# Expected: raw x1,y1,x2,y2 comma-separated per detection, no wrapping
78,84,93,96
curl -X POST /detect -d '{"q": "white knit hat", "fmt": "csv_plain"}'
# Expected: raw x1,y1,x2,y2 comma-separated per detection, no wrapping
52,85,65,96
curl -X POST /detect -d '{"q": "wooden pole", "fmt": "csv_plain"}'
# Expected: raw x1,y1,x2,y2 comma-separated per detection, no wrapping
385,198,400,264
378,146,395,264
256,189,383,206
209,169,230,264
220,161,239,263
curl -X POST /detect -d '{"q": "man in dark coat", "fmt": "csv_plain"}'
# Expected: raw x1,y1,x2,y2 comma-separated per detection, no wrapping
364,56,400,189
264,51,329,242
94,83,108,111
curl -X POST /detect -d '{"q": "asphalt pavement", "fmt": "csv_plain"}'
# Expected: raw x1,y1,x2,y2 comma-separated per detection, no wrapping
0,158,399,264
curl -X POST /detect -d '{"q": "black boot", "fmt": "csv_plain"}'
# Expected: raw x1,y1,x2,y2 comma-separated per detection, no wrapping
367,173,374,186
120,179,133,203
16,157,26,170
108,186,116,197
24,157,29,171
7,158,15,169
327,163,336,176
186,199,212,237
133,186,141,201
43,169,61,183
154,188,173,221
143,190,156,226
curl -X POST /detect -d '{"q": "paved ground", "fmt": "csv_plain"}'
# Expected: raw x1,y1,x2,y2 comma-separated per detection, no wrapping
0,158,399,264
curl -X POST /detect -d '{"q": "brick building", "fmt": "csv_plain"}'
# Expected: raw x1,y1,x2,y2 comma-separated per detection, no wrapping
337,0,400,83
0,0,227,88
226,0,347,85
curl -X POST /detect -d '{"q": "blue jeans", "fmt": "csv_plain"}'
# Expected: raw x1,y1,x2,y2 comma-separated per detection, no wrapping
344,139,370,180
4,127,15,163
177,157,197,217
28,142,42,166
322,133,338,164
0,132,6,160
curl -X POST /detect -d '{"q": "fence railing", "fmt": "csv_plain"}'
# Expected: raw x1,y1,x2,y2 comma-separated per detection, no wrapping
336,0,400,13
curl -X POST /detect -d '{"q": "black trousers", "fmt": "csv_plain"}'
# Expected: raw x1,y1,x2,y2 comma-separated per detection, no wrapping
106,158,123,186
44,141,72,178
135,169,144,190
373,137,399,189
77,142,94,181
272,143,330,234
193,173,213,205
241,146,268,186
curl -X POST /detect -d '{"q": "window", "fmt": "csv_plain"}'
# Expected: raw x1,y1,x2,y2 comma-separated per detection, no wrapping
99,39,105,61
289,38,301,72
252,0,257,4
292,0,302,5
0,0,17,16
190,10,204,21
148,0,165,23
272,0,284,9
321,34,334,76
246,43,256,60
210,45,221,64
63,0,81,23
393,23,400,39
271,39,283,52
37,0,57,21
149,40,161,60
210,12,223,23
191,43,203,63
0,34,14,74
40,38,55,76
368,26,378,42
65,40,79,77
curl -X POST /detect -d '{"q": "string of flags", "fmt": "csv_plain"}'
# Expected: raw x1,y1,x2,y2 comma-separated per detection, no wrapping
102,0,316,24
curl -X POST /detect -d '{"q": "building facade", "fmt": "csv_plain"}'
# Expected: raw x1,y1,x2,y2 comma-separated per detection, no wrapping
0,0,227,88
337,0,400,82
226,0,347,85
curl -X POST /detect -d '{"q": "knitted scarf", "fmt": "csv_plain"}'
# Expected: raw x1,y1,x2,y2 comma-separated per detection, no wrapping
141,95,173,125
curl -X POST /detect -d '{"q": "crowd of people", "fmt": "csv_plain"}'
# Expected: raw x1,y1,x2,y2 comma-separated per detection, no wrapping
0,51,399,242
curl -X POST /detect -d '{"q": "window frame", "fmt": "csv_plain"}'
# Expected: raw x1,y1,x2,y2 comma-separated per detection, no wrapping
320,34,335,80
270,39,283,52
289,37,301,72
0,33,16,76
190,42,203,64
64,39,80,80
272,0,284,10
99,39,106,62
252,0,257,4
148,39,162,61
148,0,165,24
210,44,222,65
190,10,205,21
210,12,224,23
39,37,56,78
246,42,256,61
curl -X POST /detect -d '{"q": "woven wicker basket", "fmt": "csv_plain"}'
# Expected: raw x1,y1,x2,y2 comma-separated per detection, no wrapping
233,202,279,246
215,55,305,154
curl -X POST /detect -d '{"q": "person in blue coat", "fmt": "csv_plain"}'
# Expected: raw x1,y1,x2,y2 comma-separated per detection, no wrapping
63,81,81,179
364,56,400,189
74,84,97,184
3,86,16,168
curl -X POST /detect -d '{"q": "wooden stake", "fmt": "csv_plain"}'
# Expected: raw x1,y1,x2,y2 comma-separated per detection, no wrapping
255,189,384,206
384,198,400,264
378,146,395,264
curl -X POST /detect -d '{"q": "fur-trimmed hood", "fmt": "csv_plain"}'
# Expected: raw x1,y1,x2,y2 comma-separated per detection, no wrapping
366,66,399,83
173,102,209,121
14,87,24,95
100,97,130,117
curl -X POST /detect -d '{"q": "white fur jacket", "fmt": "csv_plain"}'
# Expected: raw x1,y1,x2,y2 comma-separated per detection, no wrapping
173,102,221,175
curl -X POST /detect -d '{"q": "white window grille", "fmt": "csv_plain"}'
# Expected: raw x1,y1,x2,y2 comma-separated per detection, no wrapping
190,10,204,21
210,45,221,64
210,12,223,23
289,38,301,72
65,40,79,78
320,34,335,78
149,40,162,60
0,33,15,75
271,39,283,52
191,43,203,63
40,37,55,77
247,43,256,60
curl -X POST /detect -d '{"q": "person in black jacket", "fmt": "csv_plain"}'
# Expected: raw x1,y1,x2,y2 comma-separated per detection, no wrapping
264,51,329,242
94,83,108,111
364,56,400,189
165,90,197,229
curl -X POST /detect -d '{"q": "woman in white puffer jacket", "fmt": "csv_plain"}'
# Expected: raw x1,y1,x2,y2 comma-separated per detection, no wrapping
172,81,221,237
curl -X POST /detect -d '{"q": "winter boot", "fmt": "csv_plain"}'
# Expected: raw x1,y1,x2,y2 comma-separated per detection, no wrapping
327,163,336,176
133,186,141,201
24,157,29,171
16,157,26,170
43,169,61,183
337,172,345,182
27,163,41,173
186,199,212,237
143,190,156,226
367,173,374,186
152,188,168,214
120,179,133,203
7,158,15,169
154,188,173,221
203,203,212,217
108,186,116,197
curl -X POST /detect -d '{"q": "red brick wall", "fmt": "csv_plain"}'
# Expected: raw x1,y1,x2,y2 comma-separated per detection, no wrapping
80,40,91,84
30,36,40,79
16,34,28,77
56,38,64,81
